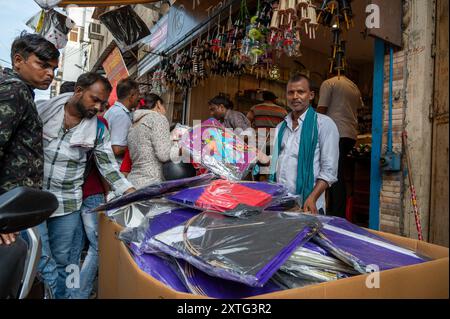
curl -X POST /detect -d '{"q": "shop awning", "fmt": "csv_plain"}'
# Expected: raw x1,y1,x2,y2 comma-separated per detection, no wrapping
57,0,158,7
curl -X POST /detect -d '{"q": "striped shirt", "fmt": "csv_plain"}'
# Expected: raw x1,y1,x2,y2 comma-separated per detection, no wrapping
43,123,133,217
250,102,288,129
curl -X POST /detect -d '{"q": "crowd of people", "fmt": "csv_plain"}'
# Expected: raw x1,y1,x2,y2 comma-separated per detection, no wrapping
0,32,362,299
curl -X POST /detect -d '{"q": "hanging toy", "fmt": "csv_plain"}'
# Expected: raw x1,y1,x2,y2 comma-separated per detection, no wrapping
300,1,312,36
307,3,318,39
340,0,354,30
269,64,281,80
327,0,339,15
285,0,297,30
278,0,288,27
269,2,281,43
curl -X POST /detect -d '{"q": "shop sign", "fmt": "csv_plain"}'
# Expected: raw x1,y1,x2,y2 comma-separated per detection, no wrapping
102,46,129,106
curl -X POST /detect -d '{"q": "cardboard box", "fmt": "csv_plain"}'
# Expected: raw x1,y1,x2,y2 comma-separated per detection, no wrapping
98,213,449,299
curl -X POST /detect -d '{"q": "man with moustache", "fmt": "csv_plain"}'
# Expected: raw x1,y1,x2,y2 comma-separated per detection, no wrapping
36,72,135,298
267,73,339,214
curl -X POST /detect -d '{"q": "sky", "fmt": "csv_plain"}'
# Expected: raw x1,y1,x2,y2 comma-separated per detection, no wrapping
0,0,53,100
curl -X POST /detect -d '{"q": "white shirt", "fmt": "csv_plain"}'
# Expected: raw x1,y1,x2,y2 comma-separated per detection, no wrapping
104,101,132,163
275,111,339,212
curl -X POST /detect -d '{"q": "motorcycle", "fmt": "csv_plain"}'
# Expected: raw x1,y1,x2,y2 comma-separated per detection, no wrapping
0,187,58,299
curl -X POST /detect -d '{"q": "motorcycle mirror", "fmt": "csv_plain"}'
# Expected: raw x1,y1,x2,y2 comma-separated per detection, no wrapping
0,187,58,233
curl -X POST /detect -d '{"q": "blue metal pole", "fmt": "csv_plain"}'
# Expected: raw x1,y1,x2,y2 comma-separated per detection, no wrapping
369,38,385,230
388,46,394,153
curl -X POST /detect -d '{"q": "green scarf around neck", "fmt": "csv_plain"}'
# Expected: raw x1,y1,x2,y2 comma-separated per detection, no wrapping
269,106,318,202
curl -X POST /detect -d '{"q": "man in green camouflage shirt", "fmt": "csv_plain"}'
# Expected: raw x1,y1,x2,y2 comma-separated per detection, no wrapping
0,33,59,245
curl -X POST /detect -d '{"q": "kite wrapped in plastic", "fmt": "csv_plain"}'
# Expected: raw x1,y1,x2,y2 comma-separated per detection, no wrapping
313,216,430,274
167,179,288,217
173,259,283,298
129,244,190,293
280,240,359,282
146,211,322,287
90,173,215,213
179,118,258,181
119,199,201,253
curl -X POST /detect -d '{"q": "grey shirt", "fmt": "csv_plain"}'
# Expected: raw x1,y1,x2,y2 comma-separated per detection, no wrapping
104,101,132,163
223,109,251,131
318,76,363,140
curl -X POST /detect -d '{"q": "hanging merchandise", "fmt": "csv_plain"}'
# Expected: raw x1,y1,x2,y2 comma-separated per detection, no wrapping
33,0,62,9
146,211,322,287
150,67,166,95
313,216,431,274
99,5,151,51
316,0,354,75
90,173,215,213
167,179,288,217
178,118,258,181
26,9,75,49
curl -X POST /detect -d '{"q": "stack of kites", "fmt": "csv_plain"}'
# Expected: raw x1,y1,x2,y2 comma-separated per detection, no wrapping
111,179,430,298
94,118,431,298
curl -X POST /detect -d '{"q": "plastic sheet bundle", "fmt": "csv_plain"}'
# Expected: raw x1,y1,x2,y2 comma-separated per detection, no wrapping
119,202,201,255
110,198,181,228
128,244,189,293
91,173,215,213
271,271,322,290
173,259,282,298
313,216,430,273
179,118,257,181
167,179,288,217
146,211,322,287
280,240,359,282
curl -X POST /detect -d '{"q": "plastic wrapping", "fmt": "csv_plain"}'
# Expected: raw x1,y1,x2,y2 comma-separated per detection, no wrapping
173,259,282,298
266,194,302,211
284,244,359,275
117,199,190,244
91,173,215,213
33,0,62,9
271,271,322,290
167,179,288,217
146,211,322,287
170,123,191,142
26,9,75,49
99,5,151,51
128,244,189,293
280,263,352,282
179,118,257,181
313,216,430,273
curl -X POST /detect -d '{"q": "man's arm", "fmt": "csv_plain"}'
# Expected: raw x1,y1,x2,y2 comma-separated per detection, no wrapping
317,80,332,115
246,109,255,126
0,92,22,161
0,90,24,244
93,128,135,196
303,180,329,214
304,117,339,213
112,145,127,157
108,112,130,157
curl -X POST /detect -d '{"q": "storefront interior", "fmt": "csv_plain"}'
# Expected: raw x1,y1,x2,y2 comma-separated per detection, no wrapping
141,0,376,226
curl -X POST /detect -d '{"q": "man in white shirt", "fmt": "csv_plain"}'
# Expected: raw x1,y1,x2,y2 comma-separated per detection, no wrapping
104,78,140,165
263,73,339,214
